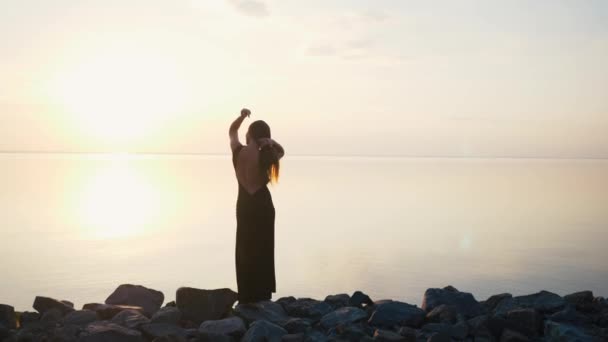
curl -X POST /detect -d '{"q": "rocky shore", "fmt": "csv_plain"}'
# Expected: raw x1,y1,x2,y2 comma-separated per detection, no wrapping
1,284,607,341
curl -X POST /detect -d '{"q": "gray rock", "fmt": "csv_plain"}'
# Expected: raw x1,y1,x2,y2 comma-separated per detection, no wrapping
0,323,9,340
40,308,63,328
426,331,451,342
198,332,235,342
61,300,75,308
544,320,596,342
374,329,409,341
422,286,483,318
425,304,459,324
0,304,17,330
422,322,468,340
549,306,593,325
349,291,373,308
320,307,367,329
198,316,246,337
151,336,187,342
276,297,297,307
105,284,164,317
62,310,98,326
324,294,350,309
505,308,542,337
283,318,312,334
328,322,371,340
234,301,290,326
33,296,75,316
151,306,182,325
483,293,512,311
111,309,151,329
139,323,187,339
396,326,417,341
83,303,146,320
283,298,333,320
368,301,426,328
282,333,305,342
467,314,507,340
175,287,237,324
242,319,287,342
80,321,143,342
19,311,40,328
494,290,565,316
565,291,595,312
499,329,530,342
303,329,329,342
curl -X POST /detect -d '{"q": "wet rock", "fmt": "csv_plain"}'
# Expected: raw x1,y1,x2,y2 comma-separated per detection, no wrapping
499,329,530,342
83,303,146,320
242,319,287,342
494,291,565,316
422,286,483,318
324,294,350,309
105,284,164,317
505,308,542,337
198,316,246,337
175,287,237,324
151,306,181,325
320,307,367,329
283,298,333,320
483,293,513,312
0,304,17,330
62,310,98,326
283,317,312,334
140,323,187,340
111,309,151,329
544,320,596,341
374,328,409,341
368,301,426,328
80,321,143,342
33,296,75,316
350,291,373,308
234,301,290,326
425,304,459,324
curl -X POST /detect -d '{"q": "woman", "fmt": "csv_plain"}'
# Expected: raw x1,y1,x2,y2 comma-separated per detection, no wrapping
229,108,285,304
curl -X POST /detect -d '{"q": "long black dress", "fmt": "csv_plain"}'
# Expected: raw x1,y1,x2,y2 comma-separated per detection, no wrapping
232,145,276,303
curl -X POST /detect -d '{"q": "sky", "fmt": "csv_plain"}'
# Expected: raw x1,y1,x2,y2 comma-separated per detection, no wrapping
0,0,607,157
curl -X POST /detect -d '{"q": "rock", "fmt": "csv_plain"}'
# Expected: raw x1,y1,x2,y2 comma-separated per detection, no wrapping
426,304,459,324
105,284,164,317
304,329,329,342
151,337,187,342
499,329,530,342
276,297,297,307
320,307,367,329
61,300,75,308
151,306,182,325
234,301,290,326
83,303,146,319
111,309,151,329
198,316,246,337
175,287,237,324
396,326,417,341
426,331,451,342
52,324,81,341
283,298,333,320
242,319,287,342
80,321,143,342
368,301,426,328
199,332,235,342
282,333,305,342
140,323,187,339
421,322,468,340
468,314,508,340
494,290,565,316
62,310,98,326
505,308,542,337
0,323,9,340
483,293,513,311
33,296,75,316
324,294,350,309
544,320,596,341
0,304,17,330
565,291,595,312
549,306,593,325
349,291,373,308
422,286,483,318
19,311,40,328
283,318,312,334
374,329,409,341
40,308,63,328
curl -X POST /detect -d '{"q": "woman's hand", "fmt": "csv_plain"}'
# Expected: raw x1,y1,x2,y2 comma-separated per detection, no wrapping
241,108,251,118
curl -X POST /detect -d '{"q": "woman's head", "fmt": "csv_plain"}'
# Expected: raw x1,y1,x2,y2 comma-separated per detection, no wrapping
247,120,280,183
247,120,271,142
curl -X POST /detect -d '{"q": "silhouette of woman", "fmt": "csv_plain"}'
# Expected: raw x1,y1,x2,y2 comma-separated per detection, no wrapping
229,108,285,304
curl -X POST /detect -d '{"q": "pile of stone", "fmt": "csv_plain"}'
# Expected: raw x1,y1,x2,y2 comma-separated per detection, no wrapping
1,284,607,341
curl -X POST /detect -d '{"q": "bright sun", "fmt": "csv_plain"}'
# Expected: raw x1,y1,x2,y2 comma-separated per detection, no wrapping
50,47,192,144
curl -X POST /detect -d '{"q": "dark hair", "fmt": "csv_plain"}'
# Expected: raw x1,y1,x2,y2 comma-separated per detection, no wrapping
248,120,280,183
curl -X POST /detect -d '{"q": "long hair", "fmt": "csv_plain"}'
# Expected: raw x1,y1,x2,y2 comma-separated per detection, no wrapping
248,120,280,183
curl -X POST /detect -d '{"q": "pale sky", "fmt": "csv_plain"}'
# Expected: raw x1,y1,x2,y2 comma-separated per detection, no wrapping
1,0,607,157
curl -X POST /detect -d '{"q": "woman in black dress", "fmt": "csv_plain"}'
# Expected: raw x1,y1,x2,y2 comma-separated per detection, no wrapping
229,108,285,304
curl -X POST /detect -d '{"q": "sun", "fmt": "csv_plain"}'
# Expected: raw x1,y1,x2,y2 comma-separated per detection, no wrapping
50,46,192,144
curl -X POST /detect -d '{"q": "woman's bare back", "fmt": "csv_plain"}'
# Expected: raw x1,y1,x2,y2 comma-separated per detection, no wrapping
235,145,268,195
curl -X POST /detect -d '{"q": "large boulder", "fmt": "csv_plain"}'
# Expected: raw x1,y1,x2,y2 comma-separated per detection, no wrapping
499,329,531,342
241,319,287,342
234,301,290,326
199,316,246,337
505,308,542,337
83,303,146,320
349,291,373,308
494,290,565,316
422,286,483,318
151,306,182,325
282,298,333,320
0,304,17,330
79,321,144,342
33,296,75,316
565,291,595,312
18,311,40,328
368,301,426,328
549,306,593,325
425,304,460,324
324,294,350,309
421,322,468,340
482,293,513,312
544,320,596,341
111,309,151,329
139,323,187,340
105,284,164,317
283,318,312,334
62,310,98,326
175,287,237,324
320,307,367,329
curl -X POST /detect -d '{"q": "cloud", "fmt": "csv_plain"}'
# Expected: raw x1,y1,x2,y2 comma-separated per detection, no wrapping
227,0,269,17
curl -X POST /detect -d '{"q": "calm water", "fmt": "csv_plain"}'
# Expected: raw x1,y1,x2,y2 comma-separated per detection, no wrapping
1,154,607,311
